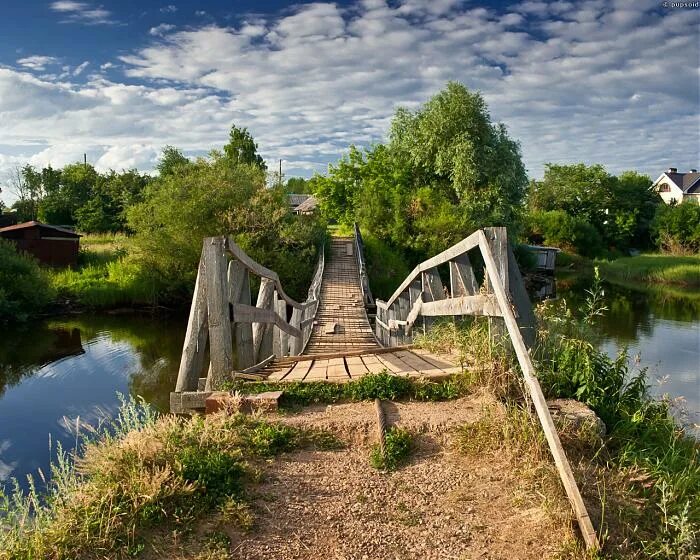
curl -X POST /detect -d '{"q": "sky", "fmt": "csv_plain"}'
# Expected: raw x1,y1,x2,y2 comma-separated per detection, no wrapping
0,0,699,205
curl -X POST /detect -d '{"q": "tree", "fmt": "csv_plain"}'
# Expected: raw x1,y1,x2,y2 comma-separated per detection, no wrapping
8,165,44,221
528,164,661,254
156,146,190,176
285,177,314,194
315,82,527,258
652,202,700,253
222,125,267,171
38,163,97,225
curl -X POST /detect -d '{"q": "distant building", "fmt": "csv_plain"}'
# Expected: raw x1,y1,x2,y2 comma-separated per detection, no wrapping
0,221,81,267
287,193,311,211
293,195,318,215
652,167,700,204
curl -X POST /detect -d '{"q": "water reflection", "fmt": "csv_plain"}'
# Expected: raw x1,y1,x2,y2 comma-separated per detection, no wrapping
0,314,186,488
557,276,700,429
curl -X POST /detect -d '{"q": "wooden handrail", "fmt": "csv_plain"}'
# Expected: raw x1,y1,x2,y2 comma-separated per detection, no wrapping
353,222,374,306
378,230,481,309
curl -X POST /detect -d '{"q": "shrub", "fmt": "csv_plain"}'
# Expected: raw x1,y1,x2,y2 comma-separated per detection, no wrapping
362,233,411,301
370,427,413,471
652,202,700,254
0,239,53,322
526,209,604,258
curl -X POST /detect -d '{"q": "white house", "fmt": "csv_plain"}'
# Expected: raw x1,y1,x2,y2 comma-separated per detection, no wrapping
652,168,700,204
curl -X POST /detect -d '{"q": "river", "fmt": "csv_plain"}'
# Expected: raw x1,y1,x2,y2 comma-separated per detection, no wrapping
1,279,698,491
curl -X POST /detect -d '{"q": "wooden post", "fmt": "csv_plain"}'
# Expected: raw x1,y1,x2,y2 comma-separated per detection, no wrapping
175,256,208,392
230,261,255,370
483,227,508,346
421,268,443,334
253,277,275,361
272,291,282,357
276,296,289,357
449,253,479,297
507,245,537,349
203,237,233,391
289,307,302,355
479,231,599,551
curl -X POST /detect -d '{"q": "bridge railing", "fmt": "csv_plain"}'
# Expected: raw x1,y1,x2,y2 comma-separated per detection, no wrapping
373,226,598,550
352,222,374,307
174,235,324,393
374,227,535,348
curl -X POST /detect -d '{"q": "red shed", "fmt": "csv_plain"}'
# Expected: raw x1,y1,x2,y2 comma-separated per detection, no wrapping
0,221,81,267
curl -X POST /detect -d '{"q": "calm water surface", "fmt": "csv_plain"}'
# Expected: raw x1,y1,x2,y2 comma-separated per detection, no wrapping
0,278,698,489
0,315,186,490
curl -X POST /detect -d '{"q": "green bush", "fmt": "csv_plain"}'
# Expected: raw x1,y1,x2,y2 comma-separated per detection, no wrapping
362,233,412,301
0,240,53,322
652,202,700,253
526,209,604,257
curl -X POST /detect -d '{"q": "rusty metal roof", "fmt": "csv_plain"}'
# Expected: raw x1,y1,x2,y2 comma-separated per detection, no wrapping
0,221,82,237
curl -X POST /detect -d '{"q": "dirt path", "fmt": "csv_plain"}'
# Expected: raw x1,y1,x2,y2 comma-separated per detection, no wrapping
223,397,580,560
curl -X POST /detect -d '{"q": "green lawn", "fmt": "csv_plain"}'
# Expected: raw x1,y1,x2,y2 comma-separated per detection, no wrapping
597,254,700,288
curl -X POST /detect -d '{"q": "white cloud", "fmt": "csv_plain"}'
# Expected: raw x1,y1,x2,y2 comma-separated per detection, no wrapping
17,55,59,71
73,61,89,75
50,1,115,25
2,0,699,206
160,4,177,13
149,23,176,36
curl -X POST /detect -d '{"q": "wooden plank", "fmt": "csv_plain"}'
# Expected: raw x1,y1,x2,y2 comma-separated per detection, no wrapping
175,256,208,392
253,278,275,360
277,297,289,357
232,263,255,370
203,237,234,391
281,360,313,381
393,350,444,376
422,268,444,302
420,295,501,317
233,303,302,339
326,357,348,381
450,253,478,297
305,359,328,381
507,245,537,349
276,345,415,363
376,353,414,374
478,230,599,550
345,355,369,378
360,354,389,374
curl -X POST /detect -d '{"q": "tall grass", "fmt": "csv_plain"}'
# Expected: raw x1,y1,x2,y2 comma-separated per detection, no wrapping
0,395,338,559
413,274,699,558
597,254,700,288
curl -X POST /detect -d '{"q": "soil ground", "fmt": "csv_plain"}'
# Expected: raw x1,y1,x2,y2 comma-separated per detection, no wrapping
211,395,583,560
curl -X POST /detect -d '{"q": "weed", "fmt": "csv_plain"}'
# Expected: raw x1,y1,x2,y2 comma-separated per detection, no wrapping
370,427,413,471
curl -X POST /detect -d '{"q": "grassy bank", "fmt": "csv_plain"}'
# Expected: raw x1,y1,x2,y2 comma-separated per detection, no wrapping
0,396,341,559
597,254,700,288
48,235,161,309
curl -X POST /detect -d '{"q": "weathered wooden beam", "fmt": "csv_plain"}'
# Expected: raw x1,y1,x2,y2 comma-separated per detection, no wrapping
289,307,302,355
175,256,208,392
507,245,537,349
276,297,289,357
420,295,501,317
225,236,304,310
252,277,275,359
384,230,481,308
231,261,255,370
422,268,444,302
274,345,416,363
203,237,234,391
478,230,599,551
233,303,302,339
449,253,479,297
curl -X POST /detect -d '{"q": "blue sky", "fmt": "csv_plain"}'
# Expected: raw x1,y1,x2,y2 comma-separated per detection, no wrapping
1,0,698,205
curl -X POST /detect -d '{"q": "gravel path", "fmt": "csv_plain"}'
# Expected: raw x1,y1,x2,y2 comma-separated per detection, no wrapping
224,397,579,560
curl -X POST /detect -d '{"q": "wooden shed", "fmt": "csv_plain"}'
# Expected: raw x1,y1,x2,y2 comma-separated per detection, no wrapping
0,221,81,267
523,244,560,274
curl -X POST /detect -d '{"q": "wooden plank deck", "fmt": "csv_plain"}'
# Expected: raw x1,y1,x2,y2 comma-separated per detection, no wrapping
304,237,379,355
265,348,462,382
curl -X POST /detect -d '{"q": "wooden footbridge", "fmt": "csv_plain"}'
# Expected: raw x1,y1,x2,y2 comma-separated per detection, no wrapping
170,225,599,551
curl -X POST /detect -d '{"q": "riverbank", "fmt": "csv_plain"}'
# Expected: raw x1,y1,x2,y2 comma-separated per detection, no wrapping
556,251,700,289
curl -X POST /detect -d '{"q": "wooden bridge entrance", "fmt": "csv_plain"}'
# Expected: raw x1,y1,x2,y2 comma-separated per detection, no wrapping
170,225,598,551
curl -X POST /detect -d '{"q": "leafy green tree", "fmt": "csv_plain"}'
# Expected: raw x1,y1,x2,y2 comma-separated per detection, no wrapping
285,177,314,194
528,165,660,254
652,202,700,253
127,153,324,301
156,146,190,177
39,163,97,225
223,125,267,171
